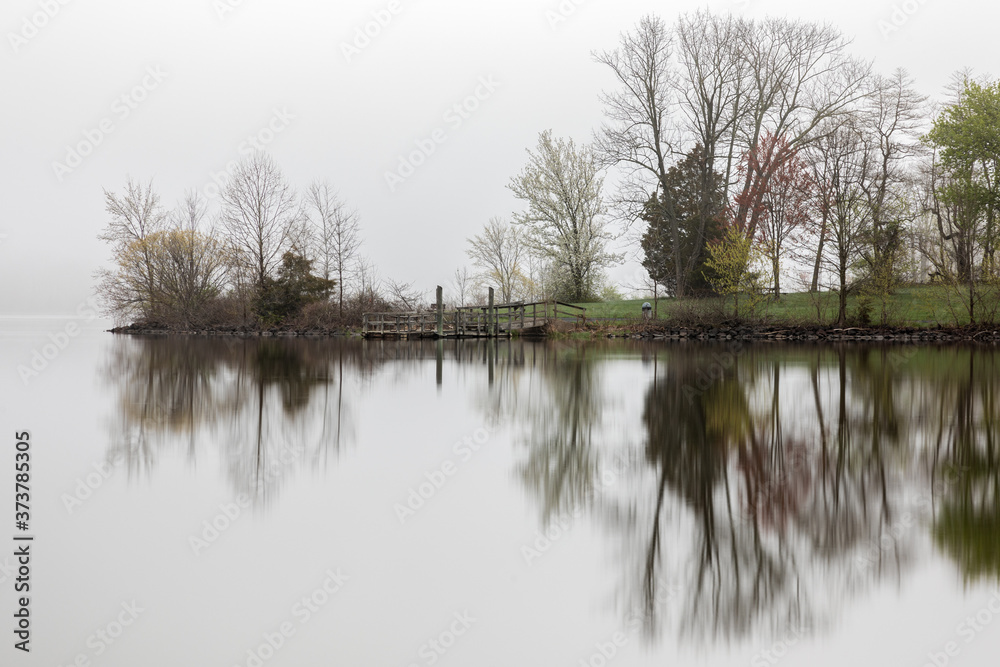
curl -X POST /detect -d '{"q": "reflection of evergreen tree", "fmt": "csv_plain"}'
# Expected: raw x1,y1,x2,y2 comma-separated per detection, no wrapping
641,353,811,641
599,347,926,645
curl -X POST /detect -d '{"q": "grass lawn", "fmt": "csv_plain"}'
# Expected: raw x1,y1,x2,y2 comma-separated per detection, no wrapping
572,284,978,328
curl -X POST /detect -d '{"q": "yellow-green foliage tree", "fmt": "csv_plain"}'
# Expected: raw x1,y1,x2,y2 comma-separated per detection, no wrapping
97,181,230,326
703,226,768,320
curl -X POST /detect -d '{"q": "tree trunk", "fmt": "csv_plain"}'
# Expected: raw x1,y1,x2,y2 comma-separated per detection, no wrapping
837,265,848,326
338,265,344,318
811,208,829,292
772,256,781,300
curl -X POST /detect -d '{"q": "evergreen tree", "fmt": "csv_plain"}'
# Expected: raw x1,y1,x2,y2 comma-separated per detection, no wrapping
256,252,336,324
640,145,726,295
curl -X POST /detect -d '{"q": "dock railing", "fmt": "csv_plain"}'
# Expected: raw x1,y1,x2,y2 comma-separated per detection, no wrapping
363,290,586,338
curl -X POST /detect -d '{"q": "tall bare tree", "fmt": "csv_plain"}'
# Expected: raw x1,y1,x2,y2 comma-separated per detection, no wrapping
219,152,298,296
466,217,527,303
174,189,208,233
305,180,362,317
851,70,927,323
857,70,927,269
728,18,870,237
810,119,870,324
95,177,169,321
593,15,678,279
596,13,869,295
674,12,748,204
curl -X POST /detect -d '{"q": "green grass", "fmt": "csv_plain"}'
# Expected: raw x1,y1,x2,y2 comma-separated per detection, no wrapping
573,284,973,328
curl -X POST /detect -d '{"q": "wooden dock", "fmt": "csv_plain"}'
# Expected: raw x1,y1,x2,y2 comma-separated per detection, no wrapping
362,292,586,339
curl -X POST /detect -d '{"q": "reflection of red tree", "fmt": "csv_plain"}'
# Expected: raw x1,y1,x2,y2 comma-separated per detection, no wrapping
738,441,813,534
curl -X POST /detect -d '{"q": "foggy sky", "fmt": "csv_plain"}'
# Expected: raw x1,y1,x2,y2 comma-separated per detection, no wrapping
1,0,996,315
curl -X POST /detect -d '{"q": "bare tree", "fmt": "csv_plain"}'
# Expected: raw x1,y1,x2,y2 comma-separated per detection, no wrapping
522,253,551,302
96,185,230,326
285,210,315,263
147,233,229,327
596,13,869,296
154,191,229,325
306,181,362,316
509,131,616,302
354,256,383,310
729,18,870,238
674,12,749,205
95,177,169,321
450,267,473,307
100,177,169,250
466,217,527,303
219,152,298,295
810,119,870,324
593,15,677,230
855,70,928,297
173,189,208,233
385,279,423,311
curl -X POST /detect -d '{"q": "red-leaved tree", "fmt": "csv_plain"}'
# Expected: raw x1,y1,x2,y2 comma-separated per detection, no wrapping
731,134,816,298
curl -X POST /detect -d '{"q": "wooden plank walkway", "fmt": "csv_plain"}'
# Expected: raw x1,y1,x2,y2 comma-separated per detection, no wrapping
362,295,586,339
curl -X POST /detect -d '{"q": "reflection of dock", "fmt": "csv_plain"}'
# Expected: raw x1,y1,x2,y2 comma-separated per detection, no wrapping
363,294,586,339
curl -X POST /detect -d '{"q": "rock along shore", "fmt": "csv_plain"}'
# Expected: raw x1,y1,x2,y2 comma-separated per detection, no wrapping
613,324,1000,344
108,323,360,338
109,321,1000,344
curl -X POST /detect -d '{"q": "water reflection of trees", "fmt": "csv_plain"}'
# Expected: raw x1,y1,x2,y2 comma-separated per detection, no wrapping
100,336,559,505
99,336,433,505
926,351,1000,584
101,336,1000,637
508,343,1000,645
512,344,607,522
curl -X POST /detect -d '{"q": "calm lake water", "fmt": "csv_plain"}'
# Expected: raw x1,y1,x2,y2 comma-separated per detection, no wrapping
3,318,1000,666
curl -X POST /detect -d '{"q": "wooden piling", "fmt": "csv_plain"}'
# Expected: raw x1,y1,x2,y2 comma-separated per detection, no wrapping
436,286,443,337
488,287,495,338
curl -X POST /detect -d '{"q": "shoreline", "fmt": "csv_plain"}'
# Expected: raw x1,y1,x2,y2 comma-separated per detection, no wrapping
109,322,1000,344
614,324,1000,343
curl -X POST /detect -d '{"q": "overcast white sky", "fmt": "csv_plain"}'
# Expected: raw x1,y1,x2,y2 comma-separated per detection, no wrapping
1,0,996,315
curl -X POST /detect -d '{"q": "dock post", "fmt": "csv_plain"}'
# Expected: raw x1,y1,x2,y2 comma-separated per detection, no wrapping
436,339,443,388
488,337,494,385
488,287,495,338
436,286,443,338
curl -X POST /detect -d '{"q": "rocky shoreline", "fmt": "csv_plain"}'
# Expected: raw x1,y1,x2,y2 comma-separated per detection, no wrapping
108,323,361,338
110,321,1000,344
614,324,1000,344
